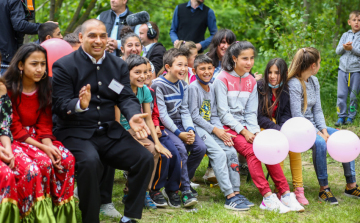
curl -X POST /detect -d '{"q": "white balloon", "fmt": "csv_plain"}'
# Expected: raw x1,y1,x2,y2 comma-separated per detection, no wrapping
327,130,360,163
253,129,289,165
280,117,317,153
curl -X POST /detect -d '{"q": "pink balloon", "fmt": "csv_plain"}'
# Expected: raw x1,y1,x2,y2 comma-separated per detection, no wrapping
280,117,317,153
327,130,360,163
253,129,289,165
41,38,73,77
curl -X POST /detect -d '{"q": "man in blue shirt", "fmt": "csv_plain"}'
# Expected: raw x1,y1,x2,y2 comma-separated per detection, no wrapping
169,0,217,52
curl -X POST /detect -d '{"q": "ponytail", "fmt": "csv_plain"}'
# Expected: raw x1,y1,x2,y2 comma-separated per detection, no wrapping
287,47,320,113
174,40,197,58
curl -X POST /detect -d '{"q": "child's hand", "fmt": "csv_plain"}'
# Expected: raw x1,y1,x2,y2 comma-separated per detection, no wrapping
0,146,14,169
179,132,194,145
155,143,172,159
213,127,236,143
254,72,263,81
155,126,162,138
240,129,255,144
41,144,63,170
224,139,234,147
318,129,330,142
317,131,328,142
0,82,7,97
343,42,353,51
188,130,195,145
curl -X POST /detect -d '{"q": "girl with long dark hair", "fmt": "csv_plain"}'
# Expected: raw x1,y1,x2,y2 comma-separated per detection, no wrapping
208,29,236,80
4,43,76,222
257,58,308,205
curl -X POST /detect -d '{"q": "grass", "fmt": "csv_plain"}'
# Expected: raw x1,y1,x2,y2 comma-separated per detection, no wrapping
73,91,360,223
75,152,360,223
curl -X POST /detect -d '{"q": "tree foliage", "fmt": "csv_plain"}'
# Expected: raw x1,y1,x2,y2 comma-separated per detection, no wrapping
35,0,359,89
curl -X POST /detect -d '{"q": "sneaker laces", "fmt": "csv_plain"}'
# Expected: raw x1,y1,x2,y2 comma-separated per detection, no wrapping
233,197,245,205
153,191,161,197
170,191,180,202
324,190,334,198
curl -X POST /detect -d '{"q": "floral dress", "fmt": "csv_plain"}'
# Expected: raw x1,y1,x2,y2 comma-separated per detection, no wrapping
0,93,48,223
9,90,76,223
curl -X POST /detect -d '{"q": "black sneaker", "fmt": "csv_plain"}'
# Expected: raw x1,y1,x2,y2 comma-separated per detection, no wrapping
162,189,181,208
240,163,249,176
190,186,198,197
236,194,254,207
181,190,198,207
319,188,338,205
120,217,138,223
344,184,360,199
150,190,168,207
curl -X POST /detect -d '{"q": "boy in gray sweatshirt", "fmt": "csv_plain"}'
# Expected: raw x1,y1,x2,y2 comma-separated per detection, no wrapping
188,55,253,211
151,49,206,207
335,10,360,126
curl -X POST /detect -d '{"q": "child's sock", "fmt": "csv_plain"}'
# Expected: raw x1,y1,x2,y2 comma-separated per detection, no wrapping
281,193,290,198
121,216,131,222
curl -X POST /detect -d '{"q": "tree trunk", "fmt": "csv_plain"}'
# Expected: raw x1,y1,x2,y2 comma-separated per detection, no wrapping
333,1,342,48
54,0,65,21
72,0,98,30
65,0,98,34
49,0,56,21
65,0,87,33
303,0,309,25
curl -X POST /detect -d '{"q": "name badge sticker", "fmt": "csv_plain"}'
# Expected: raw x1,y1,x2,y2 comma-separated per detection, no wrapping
108,79,124,94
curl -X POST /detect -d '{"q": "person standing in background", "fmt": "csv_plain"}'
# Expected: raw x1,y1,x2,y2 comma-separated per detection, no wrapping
169,0,217,53
0,0,52,75
97,0,134,56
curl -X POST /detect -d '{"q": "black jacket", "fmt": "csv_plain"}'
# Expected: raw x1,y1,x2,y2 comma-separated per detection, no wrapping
99,6,134,56
52,47,141,141
145,42,166,75
257,80,292,131
0,0,40,63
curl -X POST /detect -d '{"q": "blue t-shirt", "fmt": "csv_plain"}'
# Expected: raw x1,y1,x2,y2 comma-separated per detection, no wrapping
120,85,153,130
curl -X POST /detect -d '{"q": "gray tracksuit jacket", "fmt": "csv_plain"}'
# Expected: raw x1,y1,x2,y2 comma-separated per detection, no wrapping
336,30,360,72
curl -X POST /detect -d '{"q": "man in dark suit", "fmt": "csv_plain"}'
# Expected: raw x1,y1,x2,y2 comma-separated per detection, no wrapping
138,21,166,75
52,19,154,223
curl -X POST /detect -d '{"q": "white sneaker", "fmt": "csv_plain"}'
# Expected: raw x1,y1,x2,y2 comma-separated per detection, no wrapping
202,168,217,183
259,194,291,214
74,187,79,200
100,203,122,218
280,193,305,212
190,182,200,189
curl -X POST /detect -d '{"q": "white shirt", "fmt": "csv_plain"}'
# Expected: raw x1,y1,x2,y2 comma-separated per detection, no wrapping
142,43,155,57
97,9,128,55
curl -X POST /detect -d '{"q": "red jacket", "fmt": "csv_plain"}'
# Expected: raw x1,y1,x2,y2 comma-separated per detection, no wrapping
8,90,56,142
148,87,164,130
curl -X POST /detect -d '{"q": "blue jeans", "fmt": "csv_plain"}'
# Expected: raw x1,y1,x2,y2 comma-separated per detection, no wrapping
0,61,9,76
165,121,206,191
312,127,356,186
149,130,182,192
